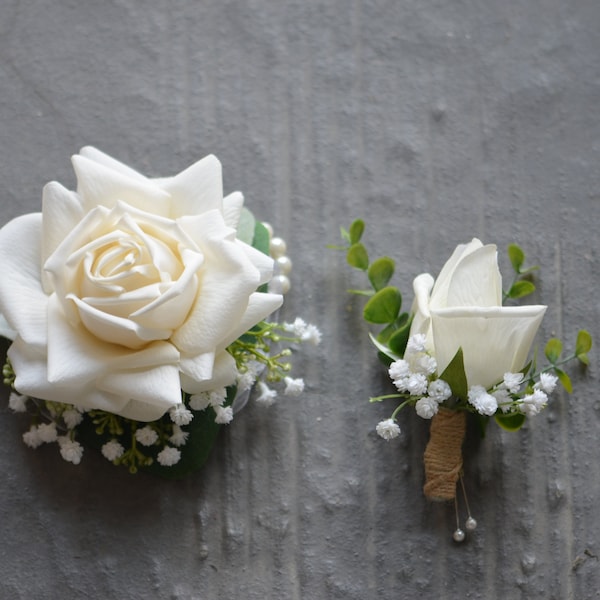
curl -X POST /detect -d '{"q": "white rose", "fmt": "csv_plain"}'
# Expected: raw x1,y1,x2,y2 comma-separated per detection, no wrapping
409,238,546,390
0,147,283,421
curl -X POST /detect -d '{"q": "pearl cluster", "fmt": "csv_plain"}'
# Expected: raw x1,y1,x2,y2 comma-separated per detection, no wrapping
263,222,292,295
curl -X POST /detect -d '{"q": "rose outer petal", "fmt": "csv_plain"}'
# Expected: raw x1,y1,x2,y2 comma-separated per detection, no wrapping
431,305,547,389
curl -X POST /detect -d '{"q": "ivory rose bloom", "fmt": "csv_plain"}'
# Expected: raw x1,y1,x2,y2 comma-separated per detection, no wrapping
409,239,546,390
0,147,283,421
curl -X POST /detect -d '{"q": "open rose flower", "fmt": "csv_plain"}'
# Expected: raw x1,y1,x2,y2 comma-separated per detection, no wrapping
0,147,283,421
409,238,546,390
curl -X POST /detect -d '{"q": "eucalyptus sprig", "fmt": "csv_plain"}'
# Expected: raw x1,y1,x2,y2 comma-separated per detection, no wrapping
503,243,539,301
333,219,412,359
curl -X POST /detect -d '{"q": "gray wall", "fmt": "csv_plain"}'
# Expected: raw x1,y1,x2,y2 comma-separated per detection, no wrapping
1,1,598,598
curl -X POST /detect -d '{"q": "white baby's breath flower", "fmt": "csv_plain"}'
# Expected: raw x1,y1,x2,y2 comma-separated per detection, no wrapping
237,370,256,393
135,426,158,446
8,392,28,413
535,372,558,395
101,439,125,461
215,405,234,424
519,389,548,417
301,324,322,345
189,392,211,411
255,381,278,406
389,359,410,382
284,376,305,396
503,372,525,394
405,373,429,396
493,388,513,412
376,418,401,440
62,408,83,429
22,426,42,448
284,317,307,336
58,437,83,465
37,422,58,443
406,333,427,354
414,354,437,376
169,403,194,426
208,388,228,407
415,396,439,419
169,425,189,447
157,446,181,467
428,379,452,403
468,385,498,416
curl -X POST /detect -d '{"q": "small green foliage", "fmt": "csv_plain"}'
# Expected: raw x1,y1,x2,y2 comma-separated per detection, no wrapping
387,320,412,356
3,358,15,387
554,368,573,394
545,338,562,364
346,242,369,271
495,412,526,432
576,329,592,365
439,348,468,402
507,243,525,273
507,280,536,299
368,257,395,291
349,219,365,244
363,286,402,324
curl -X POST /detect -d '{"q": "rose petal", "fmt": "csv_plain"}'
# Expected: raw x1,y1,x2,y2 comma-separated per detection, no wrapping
156,154,223,219
180,350,238,394
72,154,171,216
41,182,86,293
0,213,48,347
97,363,182,421
431,305,547,389
222,191,244,230
409,273,435,346
236,239,276,286
444,244,502,308
79,146,149,183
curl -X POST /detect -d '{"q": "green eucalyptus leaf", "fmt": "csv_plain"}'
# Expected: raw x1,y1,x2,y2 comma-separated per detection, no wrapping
252,220,271,256
363,286,402,324
508,280,536,299
368,257,395,291
495,412,526,432
439,347,468,402
554,368,573,393
545,338,562,364
387,322,412,356
349,219,365,244
507,243,525,273
368,332,401,362
576,329,593,357
578,353,590,366
340,226,351,243
346,242,369,270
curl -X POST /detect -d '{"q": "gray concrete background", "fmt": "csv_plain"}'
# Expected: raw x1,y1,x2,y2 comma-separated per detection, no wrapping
1,1,599,598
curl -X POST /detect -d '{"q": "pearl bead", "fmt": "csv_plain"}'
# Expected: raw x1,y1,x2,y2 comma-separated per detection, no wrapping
465,517,477,531
268,275,291,295
270,237,287,258
453,528,465,543
262,222,274,237
275,255,293,276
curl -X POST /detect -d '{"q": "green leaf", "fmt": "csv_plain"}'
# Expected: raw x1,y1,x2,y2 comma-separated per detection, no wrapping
349,219,365,244
340,226,350,243
439,348,468,402
252,220,271,256
578,353,590,366
387,321,412,356
507,243,525,273
368,333,401,362
346,242,369,270
576,329,593,357
495,412,526,432
545,338,562,363
508,280,536,299
363,286,402,324
554,368,573,393
368,257,395,291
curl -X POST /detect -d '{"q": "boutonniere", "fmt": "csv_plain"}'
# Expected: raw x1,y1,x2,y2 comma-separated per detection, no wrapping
0,147,319,477
333,220,591,541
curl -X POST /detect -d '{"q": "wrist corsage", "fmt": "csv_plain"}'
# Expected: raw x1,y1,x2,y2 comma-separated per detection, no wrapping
334,220,591,541
0,147,319,477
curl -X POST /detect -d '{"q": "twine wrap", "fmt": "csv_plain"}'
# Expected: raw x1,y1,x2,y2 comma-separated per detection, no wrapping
423,408,466,501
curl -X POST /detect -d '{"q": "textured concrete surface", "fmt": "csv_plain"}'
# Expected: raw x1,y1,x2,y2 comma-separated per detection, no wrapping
1,1,599,598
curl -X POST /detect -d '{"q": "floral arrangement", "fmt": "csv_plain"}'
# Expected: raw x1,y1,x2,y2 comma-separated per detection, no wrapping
334,220,591,541
0,147,319,477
